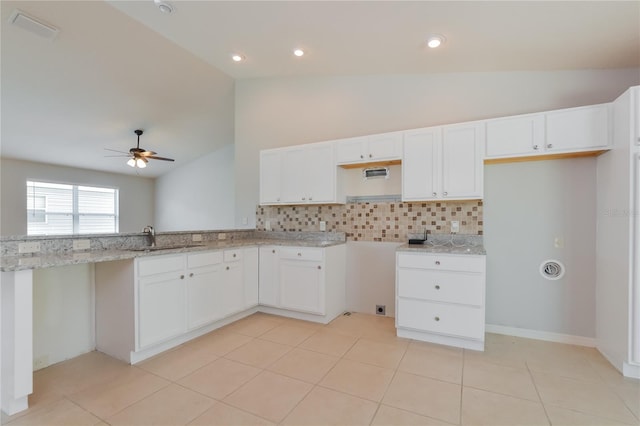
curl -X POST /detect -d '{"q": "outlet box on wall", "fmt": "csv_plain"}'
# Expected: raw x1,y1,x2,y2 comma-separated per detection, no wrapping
73,239,90,250
19,242,40,253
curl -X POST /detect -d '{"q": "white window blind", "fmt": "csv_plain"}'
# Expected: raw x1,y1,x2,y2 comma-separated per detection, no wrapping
27,181,119,235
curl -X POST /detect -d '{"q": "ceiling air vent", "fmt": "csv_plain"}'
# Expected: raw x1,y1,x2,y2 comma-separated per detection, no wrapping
363,167,390,180
9,10,59,40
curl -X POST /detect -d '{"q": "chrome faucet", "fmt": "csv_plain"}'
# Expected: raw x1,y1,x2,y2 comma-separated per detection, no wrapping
142,225,156,247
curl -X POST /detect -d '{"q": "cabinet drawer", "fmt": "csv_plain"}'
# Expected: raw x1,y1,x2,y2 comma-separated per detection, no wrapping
279,247,323,261
224,249,243,263
397,298,484,339
397,269,484,306
397,253,485,272
138,254,184,277
187,251,223,269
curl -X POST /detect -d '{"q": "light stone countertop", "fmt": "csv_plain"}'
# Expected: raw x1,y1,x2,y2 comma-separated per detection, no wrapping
396,242,486,256
0,238,345,272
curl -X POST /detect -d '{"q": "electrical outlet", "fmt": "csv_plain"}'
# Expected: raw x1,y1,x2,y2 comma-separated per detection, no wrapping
375,305,386,315
19,242,40,254
319,221,326,231
192,234,203,242
265,220,271,231
554,237,564,248
218,233,227,240
73,239,90,250
451,221,460,233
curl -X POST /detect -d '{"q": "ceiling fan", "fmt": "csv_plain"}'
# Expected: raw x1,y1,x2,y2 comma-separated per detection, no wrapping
105,129,175,169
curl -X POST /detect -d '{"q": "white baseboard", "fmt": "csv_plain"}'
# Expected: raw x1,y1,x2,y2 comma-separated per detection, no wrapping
623,362,640,379
485,324,596,347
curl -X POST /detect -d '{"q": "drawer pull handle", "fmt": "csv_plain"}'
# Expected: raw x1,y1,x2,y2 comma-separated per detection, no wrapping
272,249,276,254
317,266,321,270
434,316,440,322
435,285,440,290
226,266,230,271
435,261,441,265
533,144,539,150
189,273,194,278
547,143,553,149
298,253,302,256
180,275,185,280
233,253,236,257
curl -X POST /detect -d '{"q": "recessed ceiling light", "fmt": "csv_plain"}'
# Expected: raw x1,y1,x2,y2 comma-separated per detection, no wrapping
427,34,446,48
293,49,305,57
153,0,173,14
231,54,245,62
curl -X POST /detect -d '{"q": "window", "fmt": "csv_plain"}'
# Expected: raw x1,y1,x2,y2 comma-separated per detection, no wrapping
27,181,119,235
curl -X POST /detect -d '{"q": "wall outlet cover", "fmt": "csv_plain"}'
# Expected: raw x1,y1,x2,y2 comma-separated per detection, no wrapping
451,221,460,233
218,233,227,240
72,239,90,250
18,241,40,253
320,221,326,231
265,220,271,231
192,234,203,242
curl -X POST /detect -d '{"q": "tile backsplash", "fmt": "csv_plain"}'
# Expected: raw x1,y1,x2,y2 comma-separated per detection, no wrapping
256,200,483,242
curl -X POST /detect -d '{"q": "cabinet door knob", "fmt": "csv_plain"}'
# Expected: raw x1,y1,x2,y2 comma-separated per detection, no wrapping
180,275,185,279
435,285,440,290
302,197,306,201
443,191,448,196
226,266,230,271
435,261,441,265
277,197,280,201
317,266,321,270
434,316,440,322
233,253,236,257
189,273,194,278
369,153,373,158
309,196,313,200
297,252,302,256
432,192,437,197
547,143,553,149
533,145,539,150
360,154,364,159
272,249,276,254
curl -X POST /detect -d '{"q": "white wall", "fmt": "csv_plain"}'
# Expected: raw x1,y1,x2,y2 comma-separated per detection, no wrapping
484,159,597,338
155,144,235,231
235,68,639,336
0,158,155,236
33,264,94,370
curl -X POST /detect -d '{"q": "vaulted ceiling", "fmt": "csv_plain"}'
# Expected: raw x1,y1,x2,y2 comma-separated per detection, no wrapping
1,1,639,177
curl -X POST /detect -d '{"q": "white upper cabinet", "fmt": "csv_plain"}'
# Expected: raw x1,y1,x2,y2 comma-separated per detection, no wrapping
259,150,283,204
486,114,545,157
485,103,611,159
336,132,403,165
402,127,440,200
402,123,484,201
545,104,610,153
442,123,484,199
260,142,343,205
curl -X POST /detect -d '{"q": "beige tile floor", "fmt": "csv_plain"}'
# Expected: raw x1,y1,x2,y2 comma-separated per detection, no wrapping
3,312,639,425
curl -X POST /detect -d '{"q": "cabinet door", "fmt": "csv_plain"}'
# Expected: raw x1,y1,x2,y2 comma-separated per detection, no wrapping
402,127,440,201
281,147,307,203
545,104,610,152
279,259,325,315
485,114,544,157
335,136,367,164
138,273,186,349
259,246,279,307
368,132,403,161
260,150,282,204
220,262,244,317
243,247,259,309
186,265,223,329
442,123,484,199
306,143,335,203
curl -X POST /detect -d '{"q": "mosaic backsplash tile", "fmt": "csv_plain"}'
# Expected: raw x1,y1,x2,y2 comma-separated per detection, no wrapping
256,201,483,242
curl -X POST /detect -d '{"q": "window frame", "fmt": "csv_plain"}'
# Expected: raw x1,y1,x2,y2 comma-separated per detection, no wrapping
26,179,120,236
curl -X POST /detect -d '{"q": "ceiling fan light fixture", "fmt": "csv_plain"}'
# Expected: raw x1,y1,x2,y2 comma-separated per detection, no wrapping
427,34,446,48
136,158,147,168
231,54,245,62
127,158,136,167
293,48,305,57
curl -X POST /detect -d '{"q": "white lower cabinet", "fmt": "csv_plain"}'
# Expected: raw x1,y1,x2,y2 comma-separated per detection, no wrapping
396,252,486,351
258,244,346,323
186,251,224,330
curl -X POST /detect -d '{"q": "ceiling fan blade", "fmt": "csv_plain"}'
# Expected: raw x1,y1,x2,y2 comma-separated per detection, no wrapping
104,154,132,157
139,150,157,157
104,148,130,154
146,155,175,162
